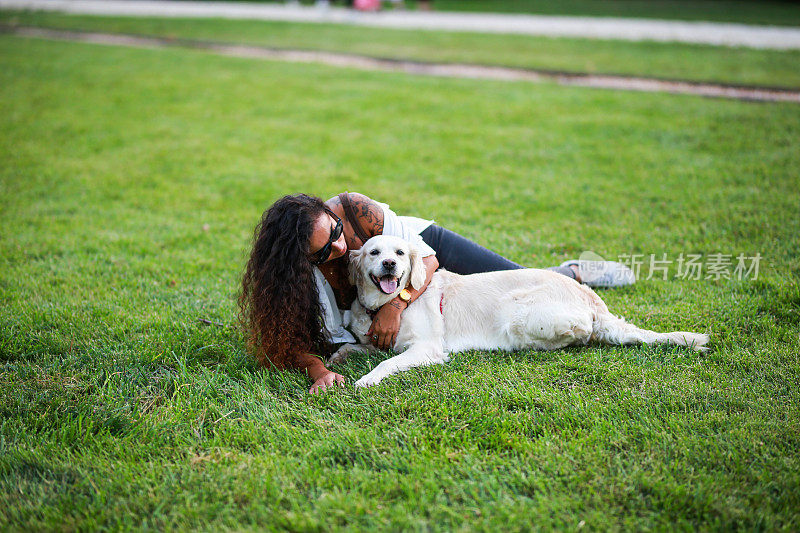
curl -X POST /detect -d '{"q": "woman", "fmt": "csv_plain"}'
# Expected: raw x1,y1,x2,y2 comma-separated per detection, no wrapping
239,192,633,394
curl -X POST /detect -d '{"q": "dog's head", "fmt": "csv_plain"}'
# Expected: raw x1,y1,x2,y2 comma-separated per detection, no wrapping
348,235,427,311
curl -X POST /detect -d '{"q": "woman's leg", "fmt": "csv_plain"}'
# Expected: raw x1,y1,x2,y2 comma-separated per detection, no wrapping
420,225,636,287
419,224,577,278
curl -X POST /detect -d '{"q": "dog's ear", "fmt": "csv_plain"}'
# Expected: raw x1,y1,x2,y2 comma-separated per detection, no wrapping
348,248,365,286
408,245,427,291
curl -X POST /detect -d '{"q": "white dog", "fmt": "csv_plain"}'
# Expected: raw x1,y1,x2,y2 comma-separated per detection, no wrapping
329,235,709,388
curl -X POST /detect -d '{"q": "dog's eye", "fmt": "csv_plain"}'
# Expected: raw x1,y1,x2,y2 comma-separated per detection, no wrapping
370,249,380,256
396,250,404,256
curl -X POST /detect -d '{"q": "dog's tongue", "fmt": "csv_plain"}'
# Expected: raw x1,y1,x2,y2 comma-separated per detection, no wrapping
379,276,398,294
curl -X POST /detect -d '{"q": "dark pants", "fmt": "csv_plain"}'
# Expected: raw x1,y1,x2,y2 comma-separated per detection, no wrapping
419,224,575,278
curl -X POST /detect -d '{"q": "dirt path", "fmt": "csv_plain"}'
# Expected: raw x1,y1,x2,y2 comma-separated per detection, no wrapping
3,0,800,49
7,26,800,103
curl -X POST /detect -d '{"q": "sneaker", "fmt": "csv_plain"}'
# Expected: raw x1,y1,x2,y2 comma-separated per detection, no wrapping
560,251,635,288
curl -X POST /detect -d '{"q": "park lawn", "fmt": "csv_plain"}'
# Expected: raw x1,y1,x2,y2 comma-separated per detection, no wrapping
122,0,800,27
1,34,799,530
425,0,800,27
3,11,800,89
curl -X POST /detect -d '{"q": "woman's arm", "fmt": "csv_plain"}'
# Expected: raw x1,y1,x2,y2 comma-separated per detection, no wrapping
348,193,385,237
400,254,439,306
296,352,345,394
326,192,385,239
367,254,439,350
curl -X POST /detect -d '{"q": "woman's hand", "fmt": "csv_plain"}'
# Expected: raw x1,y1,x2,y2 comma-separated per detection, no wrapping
309,370,345,394
367,300,407,349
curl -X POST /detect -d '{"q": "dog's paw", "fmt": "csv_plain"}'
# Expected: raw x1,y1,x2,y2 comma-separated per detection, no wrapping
354,371,385,389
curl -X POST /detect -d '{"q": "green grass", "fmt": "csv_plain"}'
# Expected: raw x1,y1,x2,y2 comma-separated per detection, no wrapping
202,0,800,27
429,0,800,27
1,33,800,530
3,11,800,89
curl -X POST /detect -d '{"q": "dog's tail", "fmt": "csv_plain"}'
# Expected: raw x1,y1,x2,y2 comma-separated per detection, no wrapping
591,312,709,352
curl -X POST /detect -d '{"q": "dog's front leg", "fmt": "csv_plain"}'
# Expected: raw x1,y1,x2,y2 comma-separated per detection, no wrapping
354,343,448,388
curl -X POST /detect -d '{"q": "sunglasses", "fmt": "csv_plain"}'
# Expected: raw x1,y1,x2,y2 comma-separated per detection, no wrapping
309,209,344,265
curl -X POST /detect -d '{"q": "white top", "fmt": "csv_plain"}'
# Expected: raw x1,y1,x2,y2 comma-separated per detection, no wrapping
315,201,435,343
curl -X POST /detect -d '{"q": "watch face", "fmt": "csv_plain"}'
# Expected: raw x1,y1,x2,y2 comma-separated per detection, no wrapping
400,289,411,301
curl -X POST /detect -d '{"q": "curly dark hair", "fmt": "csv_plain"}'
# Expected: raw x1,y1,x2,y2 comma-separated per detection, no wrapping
239,194,332,369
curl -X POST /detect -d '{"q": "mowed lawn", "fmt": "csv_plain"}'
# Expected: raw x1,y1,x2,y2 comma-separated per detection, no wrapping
92,0,800,26
428,0,800,26
1,32,799,530
3,11,800,89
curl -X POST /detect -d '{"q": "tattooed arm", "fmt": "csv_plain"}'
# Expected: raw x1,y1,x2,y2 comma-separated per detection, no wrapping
348,192,385,237
326,192,384,240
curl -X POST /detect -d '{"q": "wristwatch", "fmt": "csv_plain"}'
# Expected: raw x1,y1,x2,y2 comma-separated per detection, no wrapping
398,288,412,303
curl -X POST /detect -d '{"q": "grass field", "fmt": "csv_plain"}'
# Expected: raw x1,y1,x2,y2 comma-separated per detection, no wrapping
3,11,800,89
1,26,800,531
199,0,800,26
428,0,800,26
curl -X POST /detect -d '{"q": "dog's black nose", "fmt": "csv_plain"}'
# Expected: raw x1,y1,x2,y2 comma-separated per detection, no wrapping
382,259,396,270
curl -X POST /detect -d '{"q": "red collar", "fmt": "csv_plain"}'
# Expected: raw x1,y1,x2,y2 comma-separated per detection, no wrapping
439,293,444,315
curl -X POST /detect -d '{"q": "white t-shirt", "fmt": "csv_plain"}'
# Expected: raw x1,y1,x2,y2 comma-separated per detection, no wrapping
314,202,435,343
